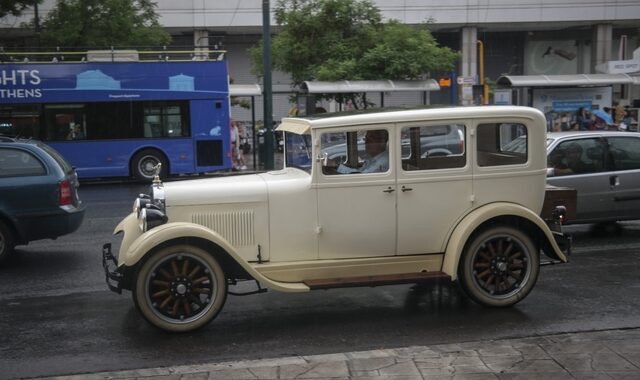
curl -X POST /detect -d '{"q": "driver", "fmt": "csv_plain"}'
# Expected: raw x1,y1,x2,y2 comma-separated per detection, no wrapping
337,129,389,173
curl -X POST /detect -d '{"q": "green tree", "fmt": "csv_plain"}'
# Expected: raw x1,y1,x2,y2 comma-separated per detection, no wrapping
0,0,41,19
38,0,170,48
250,0,458,108
358,20,458,80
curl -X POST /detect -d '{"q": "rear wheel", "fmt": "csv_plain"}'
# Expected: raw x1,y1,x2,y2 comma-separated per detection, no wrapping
0,220,15,265
134,244,227,332
458,226,539,307
131,149,168,181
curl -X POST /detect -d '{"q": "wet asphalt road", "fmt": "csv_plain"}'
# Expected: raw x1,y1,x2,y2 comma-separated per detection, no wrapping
1,181,639,379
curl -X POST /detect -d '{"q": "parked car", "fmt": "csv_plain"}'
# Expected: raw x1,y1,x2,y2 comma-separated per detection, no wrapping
103,106,571,332
0,136,85,263
545,131,640,224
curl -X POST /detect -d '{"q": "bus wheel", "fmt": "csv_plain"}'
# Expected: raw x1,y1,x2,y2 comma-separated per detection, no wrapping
133,244,228,332
132,149,168,181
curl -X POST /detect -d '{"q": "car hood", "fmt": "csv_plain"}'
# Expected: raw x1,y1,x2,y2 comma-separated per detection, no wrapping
163,173,269,207
161,168,310,207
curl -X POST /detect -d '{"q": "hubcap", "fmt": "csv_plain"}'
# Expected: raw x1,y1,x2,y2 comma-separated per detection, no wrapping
145,253,216,324
139,156,159,177
471,235,530,298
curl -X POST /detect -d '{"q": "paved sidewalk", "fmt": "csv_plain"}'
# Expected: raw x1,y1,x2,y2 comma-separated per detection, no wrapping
42,328,640,380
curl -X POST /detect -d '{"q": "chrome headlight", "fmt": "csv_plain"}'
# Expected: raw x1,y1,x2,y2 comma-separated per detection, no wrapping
138,205,168,232
151,182,165,208
133,194,151,216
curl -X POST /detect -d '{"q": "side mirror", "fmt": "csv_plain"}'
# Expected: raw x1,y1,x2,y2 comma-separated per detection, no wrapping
546,167,555,177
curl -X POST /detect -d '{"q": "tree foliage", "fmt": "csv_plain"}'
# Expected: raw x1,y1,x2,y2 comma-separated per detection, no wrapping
250,0,459,107
0,0,41,19
38,0,170,48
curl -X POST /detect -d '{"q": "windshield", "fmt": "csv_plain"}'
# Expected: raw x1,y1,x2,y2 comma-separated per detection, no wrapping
284,132,312,173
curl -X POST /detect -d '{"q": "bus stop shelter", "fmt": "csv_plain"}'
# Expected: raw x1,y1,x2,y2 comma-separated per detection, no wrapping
301,79,440,111
496,73,640,130
495,73,639,108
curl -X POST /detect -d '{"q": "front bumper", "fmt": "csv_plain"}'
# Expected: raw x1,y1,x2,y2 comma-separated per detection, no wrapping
102,243,124,294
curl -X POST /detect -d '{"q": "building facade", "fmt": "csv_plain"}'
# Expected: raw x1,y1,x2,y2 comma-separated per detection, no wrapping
2,0,640,123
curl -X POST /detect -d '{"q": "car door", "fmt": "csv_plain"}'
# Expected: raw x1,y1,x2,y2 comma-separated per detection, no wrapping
605,135,640,220
547,136,611,223
395,122,472,255
316,126,396,259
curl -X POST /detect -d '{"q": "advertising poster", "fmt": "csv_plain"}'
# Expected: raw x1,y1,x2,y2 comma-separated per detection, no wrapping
533,87,612,131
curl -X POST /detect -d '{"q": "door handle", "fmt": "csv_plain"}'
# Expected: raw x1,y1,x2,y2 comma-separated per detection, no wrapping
401,186,413,192
610,175,620,188
383,187,395,193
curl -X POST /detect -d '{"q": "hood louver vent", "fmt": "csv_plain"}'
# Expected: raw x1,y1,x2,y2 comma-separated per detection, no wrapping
192,210,255,246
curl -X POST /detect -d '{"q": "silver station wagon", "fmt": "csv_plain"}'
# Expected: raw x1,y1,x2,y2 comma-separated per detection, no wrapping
103,106,571,332
546,131,640,224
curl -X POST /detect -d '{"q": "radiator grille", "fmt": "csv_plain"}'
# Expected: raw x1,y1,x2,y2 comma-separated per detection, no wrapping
192,210,255,246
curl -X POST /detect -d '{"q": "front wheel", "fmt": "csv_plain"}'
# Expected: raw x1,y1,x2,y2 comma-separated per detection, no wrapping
134,245,228,332
458,226,539,307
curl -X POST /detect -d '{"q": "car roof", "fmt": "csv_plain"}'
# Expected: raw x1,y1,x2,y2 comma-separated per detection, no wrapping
0,136,73,175
278,106,546,134
0,135,38,146
547,131,640,140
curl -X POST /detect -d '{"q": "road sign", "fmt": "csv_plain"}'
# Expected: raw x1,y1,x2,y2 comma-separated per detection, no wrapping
457,76,477,85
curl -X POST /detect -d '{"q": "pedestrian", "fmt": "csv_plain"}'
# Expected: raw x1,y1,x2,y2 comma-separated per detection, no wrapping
236,122,247,170
619,109,635,131
575,107,591,130
230,120,240,170
229,120,247,171
614,102,626,125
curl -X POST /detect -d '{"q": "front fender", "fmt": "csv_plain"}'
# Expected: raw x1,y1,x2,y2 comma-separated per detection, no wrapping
117,220,310,293
441,202,568,281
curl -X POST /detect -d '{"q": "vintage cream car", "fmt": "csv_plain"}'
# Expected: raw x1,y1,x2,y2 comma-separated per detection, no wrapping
103,106,570,332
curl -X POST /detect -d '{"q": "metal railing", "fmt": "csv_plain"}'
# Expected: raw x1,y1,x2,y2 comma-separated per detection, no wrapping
0,46,227,63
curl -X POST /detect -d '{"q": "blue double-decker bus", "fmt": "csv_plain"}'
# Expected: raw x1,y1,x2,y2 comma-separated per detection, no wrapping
0,59,231,180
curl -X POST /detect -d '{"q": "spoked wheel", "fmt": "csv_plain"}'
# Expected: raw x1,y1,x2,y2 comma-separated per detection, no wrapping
134,245,227,332
458,226,539,307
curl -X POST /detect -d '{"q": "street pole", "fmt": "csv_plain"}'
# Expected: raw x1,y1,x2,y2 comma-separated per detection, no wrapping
477,40,489,105
262,0,274,170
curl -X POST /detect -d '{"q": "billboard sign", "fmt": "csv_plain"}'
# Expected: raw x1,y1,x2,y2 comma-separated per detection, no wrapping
0,61,229,104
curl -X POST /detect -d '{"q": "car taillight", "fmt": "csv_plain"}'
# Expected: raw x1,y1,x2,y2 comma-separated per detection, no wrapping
59,179,73,206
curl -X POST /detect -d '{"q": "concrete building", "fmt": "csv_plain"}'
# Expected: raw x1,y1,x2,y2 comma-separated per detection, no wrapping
2,0,640,124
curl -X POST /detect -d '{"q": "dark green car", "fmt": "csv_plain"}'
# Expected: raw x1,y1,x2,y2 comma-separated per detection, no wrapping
0,137,85,264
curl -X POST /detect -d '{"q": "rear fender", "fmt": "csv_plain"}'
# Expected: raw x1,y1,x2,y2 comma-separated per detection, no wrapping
442,202,568,280
118,221,309,293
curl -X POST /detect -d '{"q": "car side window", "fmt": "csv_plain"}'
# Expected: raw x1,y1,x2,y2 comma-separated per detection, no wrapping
320,128,389,175
548,138,604,176
0,148,47,177
477,123,528,167
400,124,466,171
606,136,640,171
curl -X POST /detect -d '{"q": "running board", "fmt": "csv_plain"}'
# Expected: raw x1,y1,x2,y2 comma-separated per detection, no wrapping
304,271,451,290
